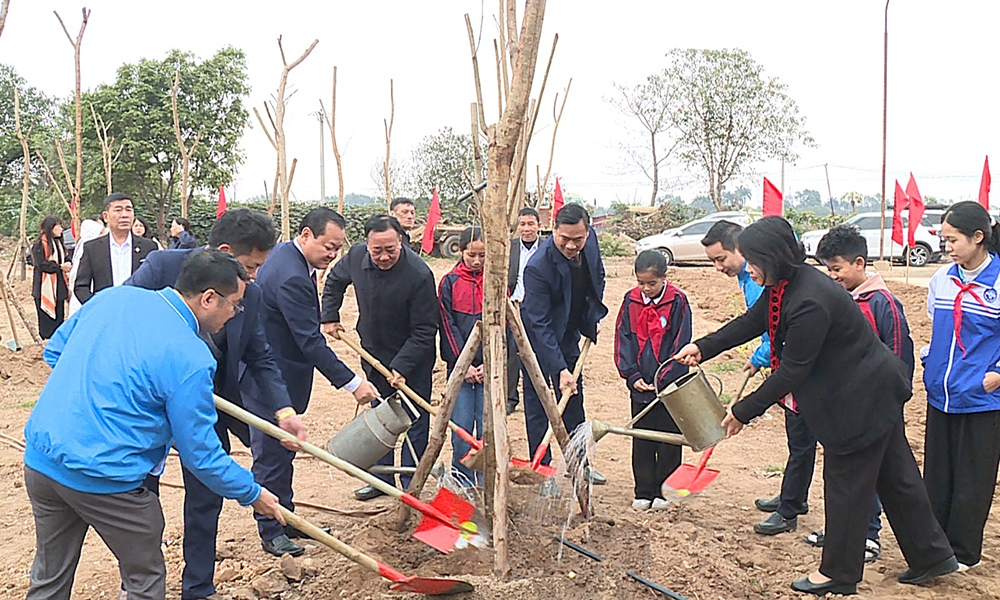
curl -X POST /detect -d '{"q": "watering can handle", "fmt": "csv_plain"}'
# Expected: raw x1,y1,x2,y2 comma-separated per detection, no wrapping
652,358,675,394
703,371,724,397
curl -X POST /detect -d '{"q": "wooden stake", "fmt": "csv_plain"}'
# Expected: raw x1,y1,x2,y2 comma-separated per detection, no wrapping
53,7,88,236
0,0,11,41
0,270,21,350
383,79,395,209
13,88,32,282
1,275,41,345
396,323,481,531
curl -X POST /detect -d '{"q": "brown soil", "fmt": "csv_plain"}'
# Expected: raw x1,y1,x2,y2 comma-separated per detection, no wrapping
0,257,998,599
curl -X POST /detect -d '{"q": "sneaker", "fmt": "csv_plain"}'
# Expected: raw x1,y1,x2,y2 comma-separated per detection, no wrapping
584,467,607,485
650,498,671,510
631,498,652,510
957,560,982,573
864,539,881,563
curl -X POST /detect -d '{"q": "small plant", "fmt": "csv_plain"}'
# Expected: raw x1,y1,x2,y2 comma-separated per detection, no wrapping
598,233,632,257
763,464,785,475
709,362,739,373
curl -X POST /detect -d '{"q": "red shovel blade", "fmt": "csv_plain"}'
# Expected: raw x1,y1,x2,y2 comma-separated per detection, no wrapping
412,487,482,553
661,463,719,500
389,576,475,595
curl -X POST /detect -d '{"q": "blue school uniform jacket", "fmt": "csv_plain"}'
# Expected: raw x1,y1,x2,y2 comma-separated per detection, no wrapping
438,261,483,370
924,254,1000,414
852,274,915,379
614,283,692,404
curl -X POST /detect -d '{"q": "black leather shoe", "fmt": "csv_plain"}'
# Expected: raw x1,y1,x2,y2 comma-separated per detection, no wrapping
791,577,856,596
897,555,958,585
261,534,304,557
354,485,387,501
754,495,808,514
285,524,330,539
754,512,797,535
506,399,518,415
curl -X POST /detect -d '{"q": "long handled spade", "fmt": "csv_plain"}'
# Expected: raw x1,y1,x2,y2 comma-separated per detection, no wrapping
338,335,486,470
280,507,473,595
509,338,592,485
214,395,488,554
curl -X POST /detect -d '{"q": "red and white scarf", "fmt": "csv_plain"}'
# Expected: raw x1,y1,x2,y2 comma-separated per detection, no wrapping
40,235,67,319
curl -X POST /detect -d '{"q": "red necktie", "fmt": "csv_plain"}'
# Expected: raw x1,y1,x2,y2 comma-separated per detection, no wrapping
950,277,987,357
638,303,665,357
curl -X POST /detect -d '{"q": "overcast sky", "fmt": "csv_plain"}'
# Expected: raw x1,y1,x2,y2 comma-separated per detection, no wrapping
1,1,997,209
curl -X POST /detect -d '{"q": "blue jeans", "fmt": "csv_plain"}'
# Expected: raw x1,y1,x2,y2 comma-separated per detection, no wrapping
451,381,484,486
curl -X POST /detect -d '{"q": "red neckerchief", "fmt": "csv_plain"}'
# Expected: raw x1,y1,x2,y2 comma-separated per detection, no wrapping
629,283,677,357
949,275,988,357
454,261,484,314
767,279,798,412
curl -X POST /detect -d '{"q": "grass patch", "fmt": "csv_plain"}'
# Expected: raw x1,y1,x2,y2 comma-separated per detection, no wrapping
709,362,740,373
763,463,785,475
719,393,733,406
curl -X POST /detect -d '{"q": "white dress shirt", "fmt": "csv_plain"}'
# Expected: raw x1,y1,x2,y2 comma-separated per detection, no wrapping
511,237,540,302
109,233,133,287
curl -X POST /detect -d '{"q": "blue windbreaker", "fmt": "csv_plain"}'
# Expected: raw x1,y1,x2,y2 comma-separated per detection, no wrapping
737,263,772,369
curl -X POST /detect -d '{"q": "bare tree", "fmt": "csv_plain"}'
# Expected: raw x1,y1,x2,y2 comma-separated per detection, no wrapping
90,104,123,196
540,79,572,202
54,7,89,234
610,75,680,206
171,69,201,219
0,0,11,41
319,66,346,213
382,79,395,209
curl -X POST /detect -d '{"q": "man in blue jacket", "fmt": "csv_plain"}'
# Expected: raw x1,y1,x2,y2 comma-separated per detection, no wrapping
521,203,609,488
126,209,307,598
243,207,378,555
23,250,283,600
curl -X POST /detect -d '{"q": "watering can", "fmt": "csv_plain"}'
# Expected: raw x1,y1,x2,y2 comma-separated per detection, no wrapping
327,394,412,470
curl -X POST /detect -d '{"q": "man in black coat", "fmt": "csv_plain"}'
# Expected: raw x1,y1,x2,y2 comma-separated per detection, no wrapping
74,192,158,305
322,215,439,500
126,209,308,598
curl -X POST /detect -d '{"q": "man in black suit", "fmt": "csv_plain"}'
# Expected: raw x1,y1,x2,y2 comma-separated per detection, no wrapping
243,208,378,556
74,192,158,305
126,209,308,598
506,207,542,415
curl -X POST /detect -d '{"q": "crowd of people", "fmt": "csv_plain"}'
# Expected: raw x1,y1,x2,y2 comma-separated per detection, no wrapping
17,192,1000,599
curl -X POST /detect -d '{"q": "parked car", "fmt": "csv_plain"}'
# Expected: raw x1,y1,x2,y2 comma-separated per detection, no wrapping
800,211,938,267
634,211,753,266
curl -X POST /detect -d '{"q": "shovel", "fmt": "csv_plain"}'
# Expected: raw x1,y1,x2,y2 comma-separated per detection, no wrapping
214,395,487,554
508,338,592,485
659,369,751,502
280,507,473,595
338,334,486,469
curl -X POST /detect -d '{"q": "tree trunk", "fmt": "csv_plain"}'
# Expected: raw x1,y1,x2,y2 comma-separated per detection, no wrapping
649,130,659,206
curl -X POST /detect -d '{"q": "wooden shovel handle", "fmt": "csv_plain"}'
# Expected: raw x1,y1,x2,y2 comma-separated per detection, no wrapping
530,338,592,467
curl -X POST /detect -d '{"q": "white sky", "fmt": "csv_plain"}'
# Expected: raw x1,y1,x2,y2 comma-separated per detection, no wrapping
1,1,997,209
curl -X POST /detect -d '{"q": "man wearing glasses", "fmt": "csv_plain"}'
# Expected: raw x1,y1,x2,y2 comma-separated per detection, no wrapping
322,215,439,500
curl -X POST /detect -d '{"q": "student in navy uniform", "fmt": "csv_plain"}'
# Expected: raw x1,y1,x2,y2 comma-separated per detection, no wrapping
614,250,691,511
923,201,1000,572
438,227,486,486
815,224,915,563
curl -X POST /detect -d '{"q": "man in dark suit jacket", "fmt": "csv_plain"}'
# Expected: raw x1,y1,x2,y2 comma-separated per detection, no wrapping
506,207,542,415
521,203,609,486
74,192,158,305
126,209,308,598
243,207,378,554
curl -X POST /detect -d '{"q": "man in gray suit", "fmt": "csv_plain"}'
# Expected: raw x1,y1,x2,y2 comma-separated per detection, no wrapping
506,207,541,415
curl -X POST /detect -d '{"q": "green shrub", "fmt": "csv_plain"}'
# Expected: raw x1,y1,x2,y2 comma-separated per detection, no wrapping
598,233,632,257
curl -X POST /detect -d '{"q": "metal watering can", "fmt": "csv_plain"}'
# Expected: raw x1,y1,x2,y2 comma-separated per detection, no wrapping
327,394,412,470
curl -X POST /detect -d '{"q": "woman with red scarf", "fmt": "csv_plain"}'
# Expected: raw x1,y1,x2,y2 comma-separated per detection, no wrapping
438,227,486,486
673,217,956,596
613,249,691,511
31,215,71,339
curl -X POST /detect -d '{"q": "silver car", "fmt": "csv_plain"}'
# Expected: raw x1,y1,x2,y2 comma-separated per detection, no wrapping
635,212,753,266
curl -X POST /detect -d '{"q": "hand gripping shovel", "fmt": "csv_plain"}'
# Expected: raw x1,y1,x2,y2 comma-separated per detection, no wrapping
338,334,486,470
280,507,473,595
213,395,487,554
509,338,592,485
659,369,752,502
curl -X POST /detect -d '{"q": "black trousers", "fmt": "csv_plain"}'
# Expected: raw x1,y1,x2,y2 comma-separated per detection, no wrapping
35,298,65,340
523,353,584,466
923,404,1000,566
507,341,521,406
821,415,953,583
630,400,682,500
777,409,816,519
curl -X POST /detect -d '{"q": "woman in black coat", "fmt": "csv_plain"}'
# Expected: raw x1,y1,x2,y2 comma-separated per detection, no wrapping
31,215,71,339
673,217,956,596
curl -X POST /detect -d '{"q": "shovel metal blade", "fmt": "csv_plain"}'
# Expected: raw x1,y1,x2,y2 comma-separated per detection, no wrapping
412,487,480,553
661,463,719,501
389,576,475,595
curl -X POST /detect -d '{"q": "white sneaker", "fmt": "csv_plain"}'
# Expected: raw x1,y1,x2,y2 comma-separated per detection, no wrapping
631,498,652,510
957,560,982,573
650,498,671,510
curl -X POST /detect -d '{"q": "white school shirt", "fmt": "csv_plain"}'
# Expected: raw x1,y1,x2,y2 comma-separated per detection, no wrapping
109,233,133,287
511,237,540,302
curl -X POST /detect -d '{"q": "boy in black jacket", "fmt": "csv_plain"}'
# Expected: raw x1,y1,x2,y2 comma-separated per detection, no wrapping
814,224,915,562
614,250,692,510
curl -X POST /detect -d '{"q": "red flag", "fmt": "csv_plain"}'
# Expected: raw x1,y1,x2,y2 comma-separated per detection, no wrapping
70,198,77,238
216,185,227,219
905,173,925,248
892,181,908,246
979,156,991,210
762,177,783,216
421,186,441,255
553,178,565,216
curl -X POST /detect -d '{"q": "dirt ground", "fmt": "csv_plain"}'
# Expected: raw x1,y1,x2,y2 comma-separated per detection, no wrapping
0,255,998,600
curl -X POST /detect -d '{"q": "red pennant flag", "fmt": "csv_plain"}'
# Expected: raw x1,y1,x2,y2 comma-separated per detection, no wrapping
553,178,565,216
905,173,925,248
216,185,227,219
762,177,783,216
979,156,991,210
421,186,441,255
70,198,77,238
891,181,908,246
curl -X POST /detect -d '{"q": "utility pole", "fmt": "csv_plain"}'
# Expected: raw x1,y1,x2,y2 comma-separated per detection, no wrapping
314,109,327,203
879,0,891,262
780,157,785,198
824,163,835,217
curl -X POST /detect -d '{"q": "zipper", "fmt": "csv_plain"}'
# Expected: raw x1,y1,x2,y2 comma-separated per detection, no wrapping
942,326,958,413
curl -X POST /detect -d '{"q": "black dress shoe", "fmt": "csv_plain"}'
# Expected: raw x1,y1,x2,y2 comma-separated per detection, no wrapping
755,495,808,514
791,576,857,596
261,533,305,557
506,399,518,415
285,523,330,539
354,485,387,501
897,555,958,585
754,512,797,535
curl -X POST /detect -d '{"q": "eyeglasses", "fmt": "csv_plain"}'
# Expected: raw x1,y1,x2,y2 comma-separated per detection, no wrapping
210,289,244,314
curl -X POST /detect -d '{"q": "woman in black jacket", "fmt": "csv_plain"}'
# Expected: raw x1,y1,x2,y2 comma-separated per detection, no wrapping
673,217,956,596
31,215,71,339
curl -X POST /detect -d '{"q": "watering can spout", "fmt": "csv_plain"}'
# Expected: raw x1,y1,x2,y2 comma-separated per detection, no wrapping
591,420,689,447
